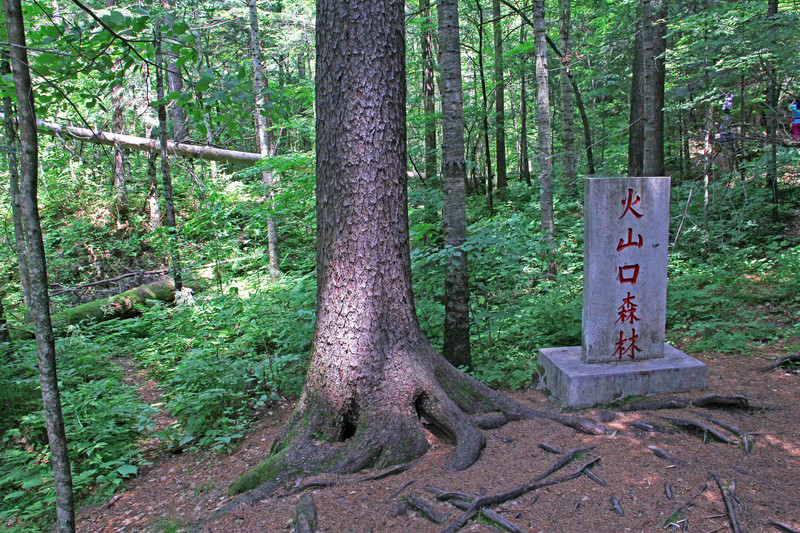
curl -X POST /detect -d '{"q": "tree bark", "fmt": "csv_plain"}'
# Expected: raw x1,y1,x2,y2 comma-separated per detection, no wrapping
2,0,76,530
438,0,471,369
559,0,577,192
162,0,187,140
155,27,182,291
476,0,494,214
106,0,127,216
519,6,531,187
640,0,665,177
2,55,31,309
420,0,438,181
765,0,778,207
628,17,644,177
493,0,507,189
249,0,281,278
533,0,555,258
230,0,608,499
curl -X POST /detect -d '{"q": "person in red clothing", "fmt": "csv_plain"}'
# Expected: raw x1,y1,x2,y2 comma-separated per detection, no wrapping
790,99,800,141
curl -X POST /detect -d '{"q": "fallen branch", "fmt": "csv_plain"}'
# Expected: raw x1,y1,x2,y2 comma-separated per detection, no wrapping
537,443,564,454
712,473,742,533
758,355,800,373
437,456,600,533
660,417,738,444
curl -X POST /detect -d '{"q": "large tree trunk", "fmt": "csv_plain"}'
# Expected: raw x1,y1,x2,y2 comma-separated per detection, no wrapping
438,0,471,369
249,0,281,279
420,0,438,182
493,0,507,189
559,0,577,192
533,0,555,256
230,0,608,499
2,0,75,530
155,27,182,291
2,55,31,309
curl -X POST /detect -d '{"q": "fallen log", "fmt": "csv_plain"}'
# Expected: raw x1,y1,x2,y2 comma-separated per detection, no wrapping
758,355,800,373
12,278,180,339
0,112,262,164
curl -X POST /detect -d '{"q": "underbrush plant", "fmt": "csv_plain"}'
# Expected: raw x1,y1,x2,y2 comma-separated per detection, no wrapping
0,335,150,532
102,272,316,451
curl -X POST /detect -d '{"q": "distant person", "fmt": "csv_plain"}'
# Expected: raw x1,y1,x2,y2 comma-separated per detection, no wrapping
790,98,800,141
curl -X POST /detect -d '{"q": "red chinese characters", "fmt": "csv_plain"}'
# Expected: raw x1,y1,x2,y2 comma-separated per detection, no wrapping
614,188,643,360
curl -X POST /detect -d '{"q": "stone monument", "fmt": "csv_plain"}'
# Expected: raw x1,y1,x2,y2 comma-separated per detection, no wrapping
539,177,706,407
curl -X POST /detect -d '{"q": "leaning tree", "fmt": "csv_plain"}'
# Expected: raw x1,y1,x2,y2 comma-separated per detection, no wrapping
231,0,607,496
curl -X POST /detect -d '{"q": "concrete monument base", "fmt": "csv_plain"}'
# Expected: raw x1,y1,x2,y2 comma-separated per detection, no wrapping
539,344,707,408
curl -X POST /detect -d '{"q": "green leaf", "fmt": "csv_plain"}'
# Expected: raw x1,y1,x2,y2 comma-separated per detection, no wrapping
117,464,138,477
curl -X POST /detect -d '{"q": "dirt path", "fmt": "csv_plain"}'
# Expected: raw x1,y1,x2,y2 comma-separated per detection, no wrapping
77,347,800,533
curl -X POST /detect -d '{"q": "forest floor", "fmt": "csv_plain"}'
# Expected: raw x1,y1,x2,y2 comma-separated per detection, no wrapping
75,342,800,533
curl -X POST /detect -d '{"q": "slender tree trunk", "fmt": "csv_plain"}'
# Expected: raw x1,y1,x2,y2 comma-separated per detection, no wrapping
438,0,471,368
765,0,778,208
559,0,577,192
0,297,8,343
2,55,31,308
249,0,281,278
106,0,127,216
628,17,644,177
2,1,75,530
476,0,494,214
162,0,187,140
420,0,437,181
492,0,507,189
652,0,667,176
155,27,182,291
519,12,531,187
533,0,555,256
641,0,662,176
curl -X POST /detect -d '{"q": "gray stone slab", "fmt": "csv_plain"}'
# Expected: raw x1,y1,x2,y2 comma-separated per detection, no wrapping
582,177,671,362
539,344,706,408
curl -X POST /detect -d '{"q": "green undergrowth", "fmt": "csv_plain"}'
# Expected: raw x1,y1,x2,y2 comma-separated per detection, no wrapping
0,336,151,531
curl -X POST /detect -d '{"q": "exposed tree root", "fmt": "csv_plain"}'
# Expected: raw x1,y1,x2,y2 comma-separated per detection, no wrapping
295,493,318,533
609,495,625,517
481,508,526,533
227,347,609,505
768,520,800,533
436,452,600,533
616,399,689,412
697,413,754,453
661,477,711,528
404,494,446,524
660,416,738,444
758,354,800,373
712,473,742,533
647,445,686,466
